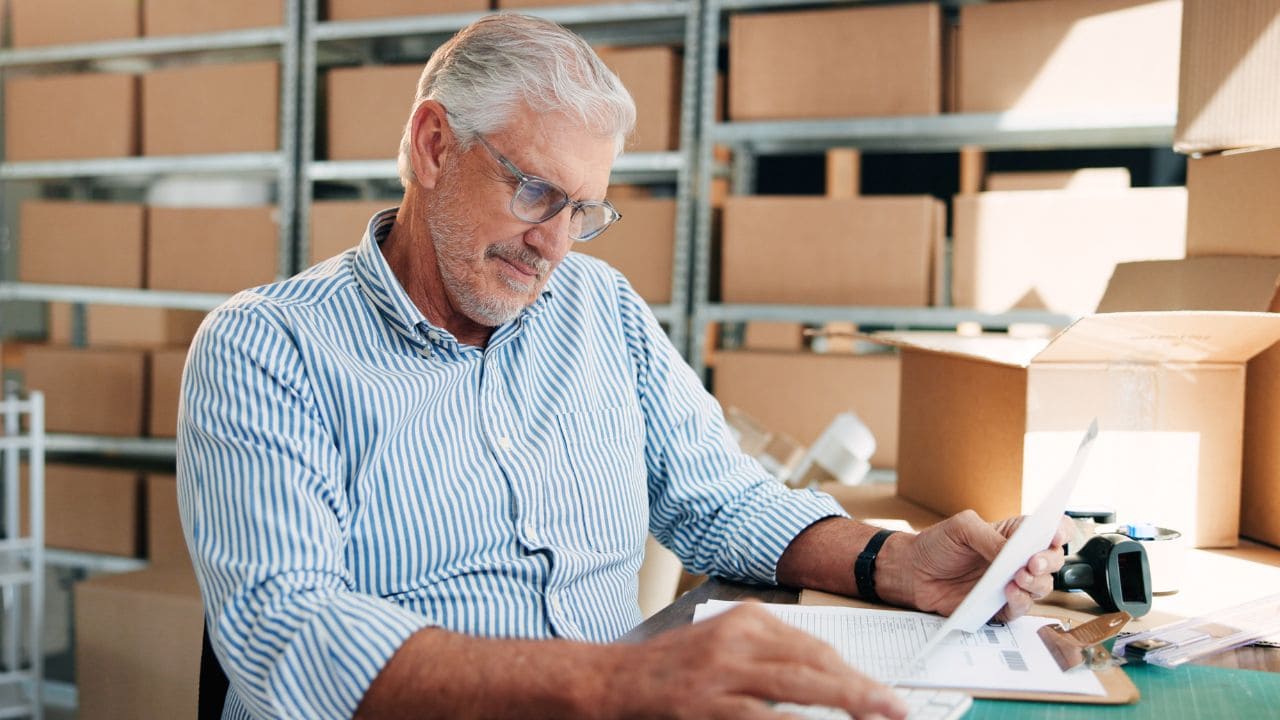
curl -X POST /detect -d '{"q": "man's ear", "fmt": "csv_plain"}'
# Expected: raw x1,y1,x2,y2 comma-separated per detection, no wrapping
408,100,452,191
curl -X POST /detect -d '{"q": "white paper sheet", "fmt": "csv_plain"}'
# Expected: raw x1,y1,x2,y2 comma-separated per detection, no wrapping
693,600,1105,696
914,419,1099,662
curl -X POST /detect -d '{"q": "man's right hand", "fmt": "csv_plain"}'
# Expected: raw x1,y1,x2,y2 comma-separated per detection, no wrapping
603,603,908,720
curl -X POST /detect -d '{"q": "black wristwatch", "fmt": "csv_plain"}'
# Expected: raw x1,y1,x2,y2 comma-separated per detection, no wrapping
853,528,898,604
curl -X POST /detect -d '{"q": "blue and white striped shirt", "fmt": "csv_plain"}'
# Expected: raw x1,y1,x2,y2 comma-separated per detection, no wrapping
177,208,846,719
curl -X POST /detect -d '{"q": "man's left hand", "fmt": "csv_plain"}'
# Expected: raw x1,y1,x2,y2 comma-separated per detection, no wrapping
885,511,1072,621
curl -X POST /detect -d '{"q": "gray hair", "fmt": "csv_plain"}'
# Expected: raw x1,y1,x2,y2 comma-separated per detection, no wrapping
397,13,637,188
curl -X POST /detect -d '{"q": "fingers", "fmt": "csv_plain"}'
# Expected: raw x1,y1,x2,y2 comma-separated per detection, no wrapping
739,663,907,720
700,607,907,719
1053,515,1074,549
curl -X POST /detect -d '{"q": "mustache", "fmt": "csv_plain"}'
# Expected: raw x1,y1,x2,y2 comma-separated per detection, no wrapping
486,244,552,278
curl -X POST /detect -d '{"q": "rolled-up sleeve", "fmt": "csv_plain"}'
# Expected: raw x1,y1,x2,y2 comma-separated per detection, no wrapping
612,275,849,584
177,298,429,719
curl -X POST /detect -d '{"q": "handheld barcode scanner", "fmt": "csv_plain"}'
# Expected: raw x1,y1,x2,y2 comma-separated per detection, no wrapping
1053,533,1153,617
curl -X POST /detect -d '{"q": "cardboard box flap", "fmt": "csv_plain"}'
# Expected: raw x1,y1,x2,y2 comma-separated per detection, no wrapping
1034,312,1280,365
1097,257,1280,313
870,332,1049,367
873,311,1280,367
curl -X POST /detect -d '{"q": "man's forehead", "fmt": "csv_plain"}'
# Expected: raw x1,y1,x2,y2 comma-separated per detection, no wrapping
488,111,615,196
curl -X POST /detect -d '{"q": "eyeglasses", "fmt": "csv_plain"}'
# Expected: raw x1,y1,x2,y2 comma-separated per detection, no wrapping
473,133,621,242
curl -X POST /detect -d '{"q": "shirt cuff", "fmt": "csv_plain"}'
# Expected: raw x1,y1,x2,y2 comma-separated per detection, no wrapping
718,483,850,585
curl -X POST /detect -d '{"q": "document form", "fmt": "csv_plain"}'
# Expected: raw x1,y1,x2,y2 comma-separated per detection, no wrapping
693,601,1105,696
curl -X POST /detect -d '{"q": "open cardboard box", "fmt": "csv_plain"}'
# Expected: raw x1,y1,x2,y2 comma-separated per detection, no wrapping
873,257,1280,548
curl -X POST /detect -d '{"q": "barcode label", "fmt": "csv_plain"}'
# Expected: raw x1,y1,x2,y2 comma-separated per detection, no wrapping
1002,650,1027,671
983,628,998,644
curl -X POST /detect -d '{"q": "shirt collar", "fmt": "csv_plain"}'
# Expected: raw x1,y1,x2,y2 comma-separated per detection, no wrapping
352,207,554,347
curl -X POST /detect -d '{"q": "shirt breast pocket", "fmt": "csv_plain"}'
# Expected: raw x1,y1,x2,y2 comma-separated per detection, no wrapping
553,404,649,554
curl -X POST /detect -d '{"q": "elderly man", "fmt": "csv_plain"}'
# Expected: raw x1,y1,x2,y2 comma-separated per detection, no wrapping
178,13,1066,720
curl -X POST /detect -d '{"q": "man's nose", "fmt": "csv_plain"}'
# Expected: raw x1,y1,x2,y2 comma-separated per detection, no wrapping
523,208,574,262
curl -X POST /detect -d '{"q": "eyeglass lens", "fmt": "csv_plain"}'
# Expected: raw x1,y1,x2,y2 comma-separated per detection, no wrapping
512,179,616,241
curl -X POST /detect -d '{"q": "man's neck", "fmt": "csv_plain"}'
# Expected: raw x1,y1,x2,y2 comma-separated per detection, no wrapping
382,205,495,348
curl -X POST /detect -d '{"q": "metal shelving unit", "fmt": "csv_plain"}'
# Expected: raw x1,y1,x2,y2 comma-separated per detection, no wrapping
0,392,45,719
0,1,304,463
688,0,1178,376
298,0,701,353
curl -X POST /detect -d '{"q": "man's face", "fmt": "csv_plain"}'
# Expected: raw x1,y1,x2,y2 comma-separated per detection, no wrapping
426,106,616,328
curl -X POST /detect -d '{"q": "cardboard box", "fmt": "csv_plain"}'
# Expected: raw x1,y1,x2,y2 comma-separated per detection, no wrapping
21,464,143,557
76,568,202,720
574,197,675,304
957,0,1181,114
23,346,147,437
730,3,941,121
984,168,1131,192
884,258,1280,547
951,188,1187,316
10,0,139,47
19,201,146,288
329,0,489,19
721,195,944,306
326,64,423,160
498,0,630,8
311,200,394,264
144,0,284,36
1175,0,1280,153
4,73,138,161
149,348,187,438
595,46,681,152
143,61,278,155
714,351,900,469
147,474,190,568
148,206,279,292
743,322,806,351
1244,340,1280,546
1092,257,1280,548
48,304,205,347
1186,148,1280,256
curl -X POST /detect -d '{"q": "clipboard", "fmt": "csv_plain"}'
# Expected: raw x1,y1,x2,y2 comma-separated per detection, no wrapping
800,588,1140,705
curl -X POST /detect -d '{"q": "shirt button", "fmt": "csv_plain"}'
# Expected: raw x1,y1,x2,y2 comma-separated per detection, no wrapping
419,345,432,358
497,436,513,450
427,330,442,343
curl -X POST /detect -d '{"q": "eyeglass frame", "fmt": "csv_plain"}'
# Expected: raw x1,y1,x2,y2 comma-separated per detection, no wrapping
470,132,621,242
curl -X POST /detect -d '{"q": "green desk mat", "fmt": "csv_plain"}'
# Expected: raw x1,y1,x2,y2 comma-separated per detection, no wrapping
970,664,1280,719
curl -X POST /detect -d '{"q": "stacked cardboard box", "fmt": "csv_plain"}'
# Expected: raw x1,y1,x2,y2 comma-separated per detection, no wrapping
143,0,284,35
4,73,138,161
951,187,1187,316
594,46,681,152
8,0,140,47
147,473,192,568
1173,1,1280,547
729,3,942,121
143,61,279,155
18,201,146,287
76,568,203,720
955,0,1181,114
21,464,144,557
326,65,424,161
575,197,676,304
23,346,148,437
311,200,396,265
1174,0,1280,153
329,0,488,18
721,196,944,307
48,304,205,347
148,206,280,292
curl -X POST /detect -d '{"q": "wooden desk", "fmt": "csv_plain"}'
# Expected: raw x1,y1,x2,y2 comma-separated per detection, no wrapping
624,481,1280,673
621,577,1280,672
